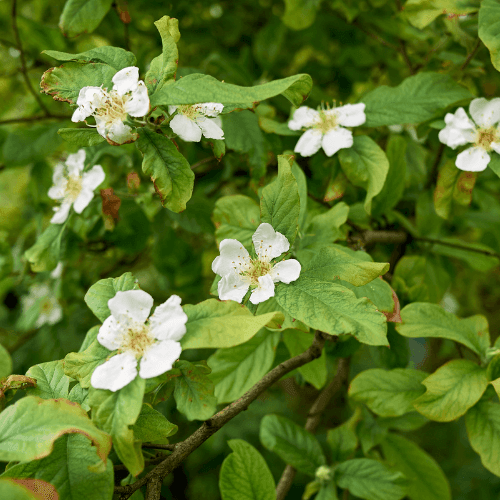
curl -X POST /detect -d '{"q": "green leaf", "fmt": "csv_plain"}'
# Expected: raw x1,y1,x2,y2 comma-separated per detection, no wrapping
222,111,267,178
348,368,428,417
341,278,396,318
59,0,114,38
479,0,500,72
136,129,194,213
219,439,276,500
372,135,407,217
213,195,260,248
283,330,327,389
282,0,319,30
274,277,388,346
132,404,178,443
43,46,136,70
181,299,284,349
64,340,110,388
25,361,70,399
0,479,40,499
259,414,326,476
174,360,218,421
396,303,490,359
0,396,111,463
24,224,65,273
433,160,460,219
338,136,389,214
317,482,339,500
363,73,473,127
327,421,359,463
208,329,280,404
40,62,116,104
466,399,500,476
0,344,12,379
84,272,138,322
404,0,478,29
413,360,488,422
89,375,145,476
58,128,106,146
299,247,389,286
1,434,114,500
335,458,408,500
381,433,451,500
150,73,313,109
260,154,300,244
145,16,180,95
291,159,308,231
300,203,349,250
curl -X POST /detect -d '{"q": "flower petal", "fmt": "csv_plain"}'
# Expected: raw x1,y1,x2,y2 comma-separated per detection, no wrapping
249,274,275,304
125,81,150,117
82,165,105,191
321,127,353,157
108,290,154,324
491,142,500,155
65,150,86,176
196,116,224,140
439,108,476,149
335,103,366,127
218,274,249,303
107,120,137,145
252,223,289,261
73,189,94,214
288,106,319,130
139,340,182,379
112,66,140,95
212,239,251,277
46,303,63,325
97,314,126,350
197,102,224,117
469,97,500,128
149,295,188,341
50,202,71,224
270,259,301,284
91,353,138,392
294,129,323,157
455,146,490,172
170,114,203,142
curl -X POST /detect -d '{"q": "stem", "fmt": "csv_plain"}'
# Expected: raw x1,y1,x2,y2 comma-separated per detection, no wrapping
114,331,328,498
276,357,351,500
191,156,217,170
0,114,71,126
11,0,50,115
425,143,445,189
461,39,481,71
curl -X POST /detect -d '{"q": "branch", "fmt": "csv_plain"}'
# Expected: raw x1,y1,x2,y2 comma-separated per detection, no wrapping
114,331,328,499
191,156,217,170
11,0,49,115
0,114,71,126
276,357,351,500
461,38,481,71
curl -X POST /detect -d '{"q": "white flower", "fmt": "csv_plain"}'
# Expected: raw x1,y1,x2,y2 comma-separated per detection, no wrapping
289,103,366,157
21,283,62,328
315,465,332,483
71,66,150,145
48,149,105,224
211,223,301,305
168,102,224,142
91,290,188,392
439,97,500,172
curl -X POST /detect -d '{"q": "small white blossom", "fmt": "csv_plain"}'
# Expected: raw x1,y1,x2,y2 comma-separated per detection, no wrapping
48,149,105,224
21,283,62,328
91,290,188,392
289,103,366,157
212,223,301,305
315,465,332,483
71,66,150,145
168,102,224,142
439,97,500,172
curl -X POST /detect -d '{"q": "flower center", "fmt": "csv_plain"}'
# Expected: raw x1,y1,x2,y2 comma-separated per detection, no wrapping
476,127,500,151
96,90,128,123
177,105,201,120
40,299,53,314
241,258,272,286
120,322,156,358
65,175,82,202
312,110,338,134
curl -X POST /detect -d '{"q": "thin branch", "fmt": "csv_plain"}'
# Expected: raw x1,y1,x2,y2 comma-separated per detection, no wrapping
398,39,416,75
461,39,481,71
191,156,217,170
142,443,176,451
114,331,328,499
425,143,445,189
414,236,500,259
0,114,71,126
11,0,49,115
276,358,351,500
352,20,399,51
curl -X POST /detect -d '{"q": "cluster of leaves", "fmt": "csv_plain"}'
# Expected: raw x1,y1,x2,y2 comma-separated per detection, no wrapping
1,0,500,499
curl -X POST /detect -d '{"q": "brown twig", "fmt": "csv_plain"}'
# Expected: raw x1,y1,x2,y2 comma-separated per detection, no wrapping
114,331,328,499
191,156,217,170
398,39,416,75
461,39,481,71
0,114,71,126
142,443,176,451
276,357,351,500
11,0,50,116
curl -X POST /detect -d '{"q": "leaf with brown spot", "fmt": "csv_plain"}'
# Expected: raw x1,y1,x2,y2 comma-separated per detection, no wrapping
100,188,121,220
10,479,59,500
